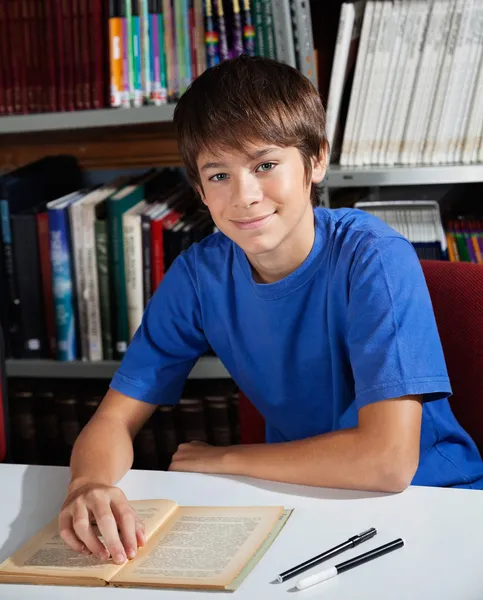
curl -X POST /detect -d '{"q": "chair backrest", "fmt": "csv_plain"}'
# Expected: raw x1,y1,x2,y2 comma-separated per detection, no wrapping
239,260,483,454
0,323,8,461
420,260,483,454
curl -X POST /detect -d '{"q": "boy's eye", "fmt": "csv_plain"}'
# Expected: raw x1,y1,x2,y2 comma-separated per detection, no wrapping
209,173,229,182
256,162,276,173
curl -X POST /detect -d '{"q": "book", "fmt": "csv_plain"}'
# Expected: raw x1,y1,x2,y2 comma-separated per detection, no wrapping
0,500,292,591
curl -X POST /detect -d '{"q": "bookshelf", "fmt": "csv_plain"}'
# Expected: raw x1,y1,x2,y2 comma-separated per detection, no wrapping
325,164,483,188
0,105,177,134
5,356,230,380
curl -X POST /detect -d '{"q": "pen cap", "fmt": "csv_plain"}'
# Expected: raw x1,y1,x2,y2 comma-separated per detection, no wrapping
296,567,338,590
352,527,377,546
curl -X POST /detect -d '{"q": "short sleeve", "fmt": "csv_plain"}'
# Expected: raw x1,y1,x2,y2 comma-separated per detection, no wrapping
347,235,452,410
109,253,209,404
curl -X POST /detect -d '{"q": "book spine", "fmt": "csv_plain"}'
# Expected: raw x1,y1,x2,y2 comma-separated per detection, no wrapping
242,0,256,56
231,0,244,57
204,0,219,67
108,204,129,358
68,201,88,361
11,214,48,358
261,0,277,60
194,0,206,74
95,219,114,360
0,199,22,357
157,0,168,103
151,218,164,291
126,0,135,104
252,0,265,56
123,212,144,341
109,3,123,107
82,205,103,361
132,0,144,106
36,212,57,358
163,0,177,100
48,208,77,361
141,213,153,307
120,2,131,106
214,0,230,61
141,0,151,103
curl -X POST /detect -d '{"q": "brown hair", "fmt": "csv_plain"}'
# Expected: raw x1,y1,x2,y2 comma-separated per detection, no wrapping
173,55,327,205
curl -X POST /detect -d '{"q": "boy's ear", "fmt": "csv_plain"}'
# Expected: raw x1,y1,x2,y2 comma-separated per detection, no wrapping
311,144,328,184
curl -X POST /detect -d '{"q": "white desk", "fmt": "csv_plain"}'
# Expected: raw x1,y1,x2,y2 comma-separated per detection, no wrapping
0,464,482,599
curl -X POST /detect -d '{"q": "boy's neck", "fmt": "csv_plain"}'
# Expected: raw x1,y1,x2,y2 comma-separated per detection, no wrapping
246,207,316,284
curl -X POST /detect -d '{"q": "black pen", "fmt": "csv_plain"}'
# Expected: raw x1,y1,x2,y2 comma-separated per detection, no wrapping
296,538,405,590
276,527,377,583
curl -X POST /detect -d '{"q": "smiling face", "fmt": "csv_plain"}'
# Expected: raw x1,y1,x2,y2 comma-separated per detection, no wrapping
197,143,325,260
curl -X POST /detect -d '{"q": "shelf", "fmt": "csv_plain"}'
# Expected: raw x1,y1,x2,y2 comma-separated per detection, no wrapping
325,164,483,188
5,356,230,380
0,105,176,133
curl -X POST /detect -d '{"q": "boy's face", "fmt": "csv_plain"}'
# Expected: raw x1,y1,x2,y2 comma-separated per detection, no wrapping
196,143,325,258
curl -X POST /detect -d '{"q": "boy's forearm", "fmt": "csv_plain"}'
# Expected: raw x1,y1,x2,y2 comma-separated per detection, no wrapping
69,416,134,491
224,428,414,493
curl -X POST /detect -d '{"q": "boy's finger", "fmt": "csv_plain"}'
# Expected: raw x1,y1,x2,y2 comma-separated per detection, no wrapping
58,512,87,553
111,502,138,560
71,505,108,557
92,506,127,564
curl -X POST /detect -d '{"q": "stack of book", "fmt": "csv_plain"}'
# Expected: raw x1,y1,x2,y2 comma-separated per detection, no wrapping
327,0,483,166
446,217,483,263
0,0,317,115
0,156,215,361
7,378,240,470
354,199,448,260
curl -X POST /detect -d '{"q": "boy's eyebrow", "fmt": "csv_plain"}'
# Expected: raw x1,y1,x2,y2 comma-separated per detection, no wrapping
200,147,279,172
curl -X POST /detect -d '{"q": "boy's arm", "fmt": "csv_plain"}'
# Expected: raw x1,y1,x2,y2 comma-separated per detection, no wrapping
59,389,157,564
169,394,422,493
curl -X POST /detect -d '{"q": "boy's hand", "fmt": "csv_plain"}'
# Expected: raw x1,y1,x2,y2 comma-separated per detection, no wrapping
58,480,146,565
169,441,230,474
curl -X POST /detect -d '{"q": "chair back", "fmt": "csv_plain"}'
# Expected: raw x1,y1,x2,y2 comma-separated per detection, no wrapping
421,260,483,454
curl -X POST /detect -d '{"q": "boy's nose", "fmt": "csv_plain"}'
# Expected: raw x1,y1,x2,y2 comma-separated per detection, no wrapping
232,176,263,208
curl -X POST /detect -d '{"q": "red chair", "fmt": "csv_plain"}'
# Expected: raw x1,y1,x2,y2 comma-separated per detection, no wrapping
239,260,483,456
0,324,8,462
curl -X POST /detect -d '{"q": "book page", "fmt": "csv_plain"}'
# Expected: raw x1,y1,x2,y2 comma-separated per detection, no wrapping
0,499,177,584
111,505,285,590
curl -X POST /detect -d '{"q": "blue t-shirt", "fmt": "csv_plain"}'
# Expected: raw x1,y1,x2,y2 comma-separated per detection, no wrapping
110,207,483,489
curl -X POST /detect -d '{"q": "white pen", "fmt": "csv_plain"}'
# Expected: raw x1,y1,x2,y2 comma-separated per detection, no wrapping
296,538,404,591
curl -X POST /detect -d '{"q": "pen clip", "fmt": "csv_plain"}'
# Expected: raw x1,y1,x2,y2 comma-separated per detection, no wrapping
349,527,377,546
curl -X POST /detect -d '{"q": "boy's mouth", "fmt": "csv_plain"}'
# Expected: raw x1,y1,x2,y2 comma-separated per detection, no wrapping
231,213,275,230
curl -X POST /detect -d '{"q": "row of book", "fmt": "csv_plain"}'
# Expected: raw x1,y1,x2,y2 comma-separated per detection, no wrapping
339,181,483,263
0,0,316,115
327,0,483,167
446,218,483,264
7,378,240,471
0,155,215,362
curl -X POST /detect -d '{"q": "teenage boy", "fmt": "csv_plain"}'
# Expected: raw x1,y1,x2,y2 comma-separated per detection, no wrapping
59,56,483,566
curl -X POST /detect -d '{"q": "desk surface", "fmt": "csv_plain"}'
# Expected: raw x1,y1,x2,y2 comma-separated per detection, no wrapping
0,464,482,599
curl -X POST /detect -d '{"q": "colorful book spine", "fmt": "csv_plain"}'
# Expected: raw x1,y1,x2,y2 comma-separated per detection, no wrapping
47,199,79,362
108,0,123,107
149,0,160,103
231,0,244,57
214,0,230,61
120,2,131,106
157,0,168,103
131,0,144,106
141,0,151,103
204,0,219,67
242,0,256,56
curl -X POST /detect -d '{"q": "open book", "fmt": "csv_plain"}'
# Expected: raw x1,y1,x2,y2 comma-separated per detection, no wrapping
0,499,292,591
